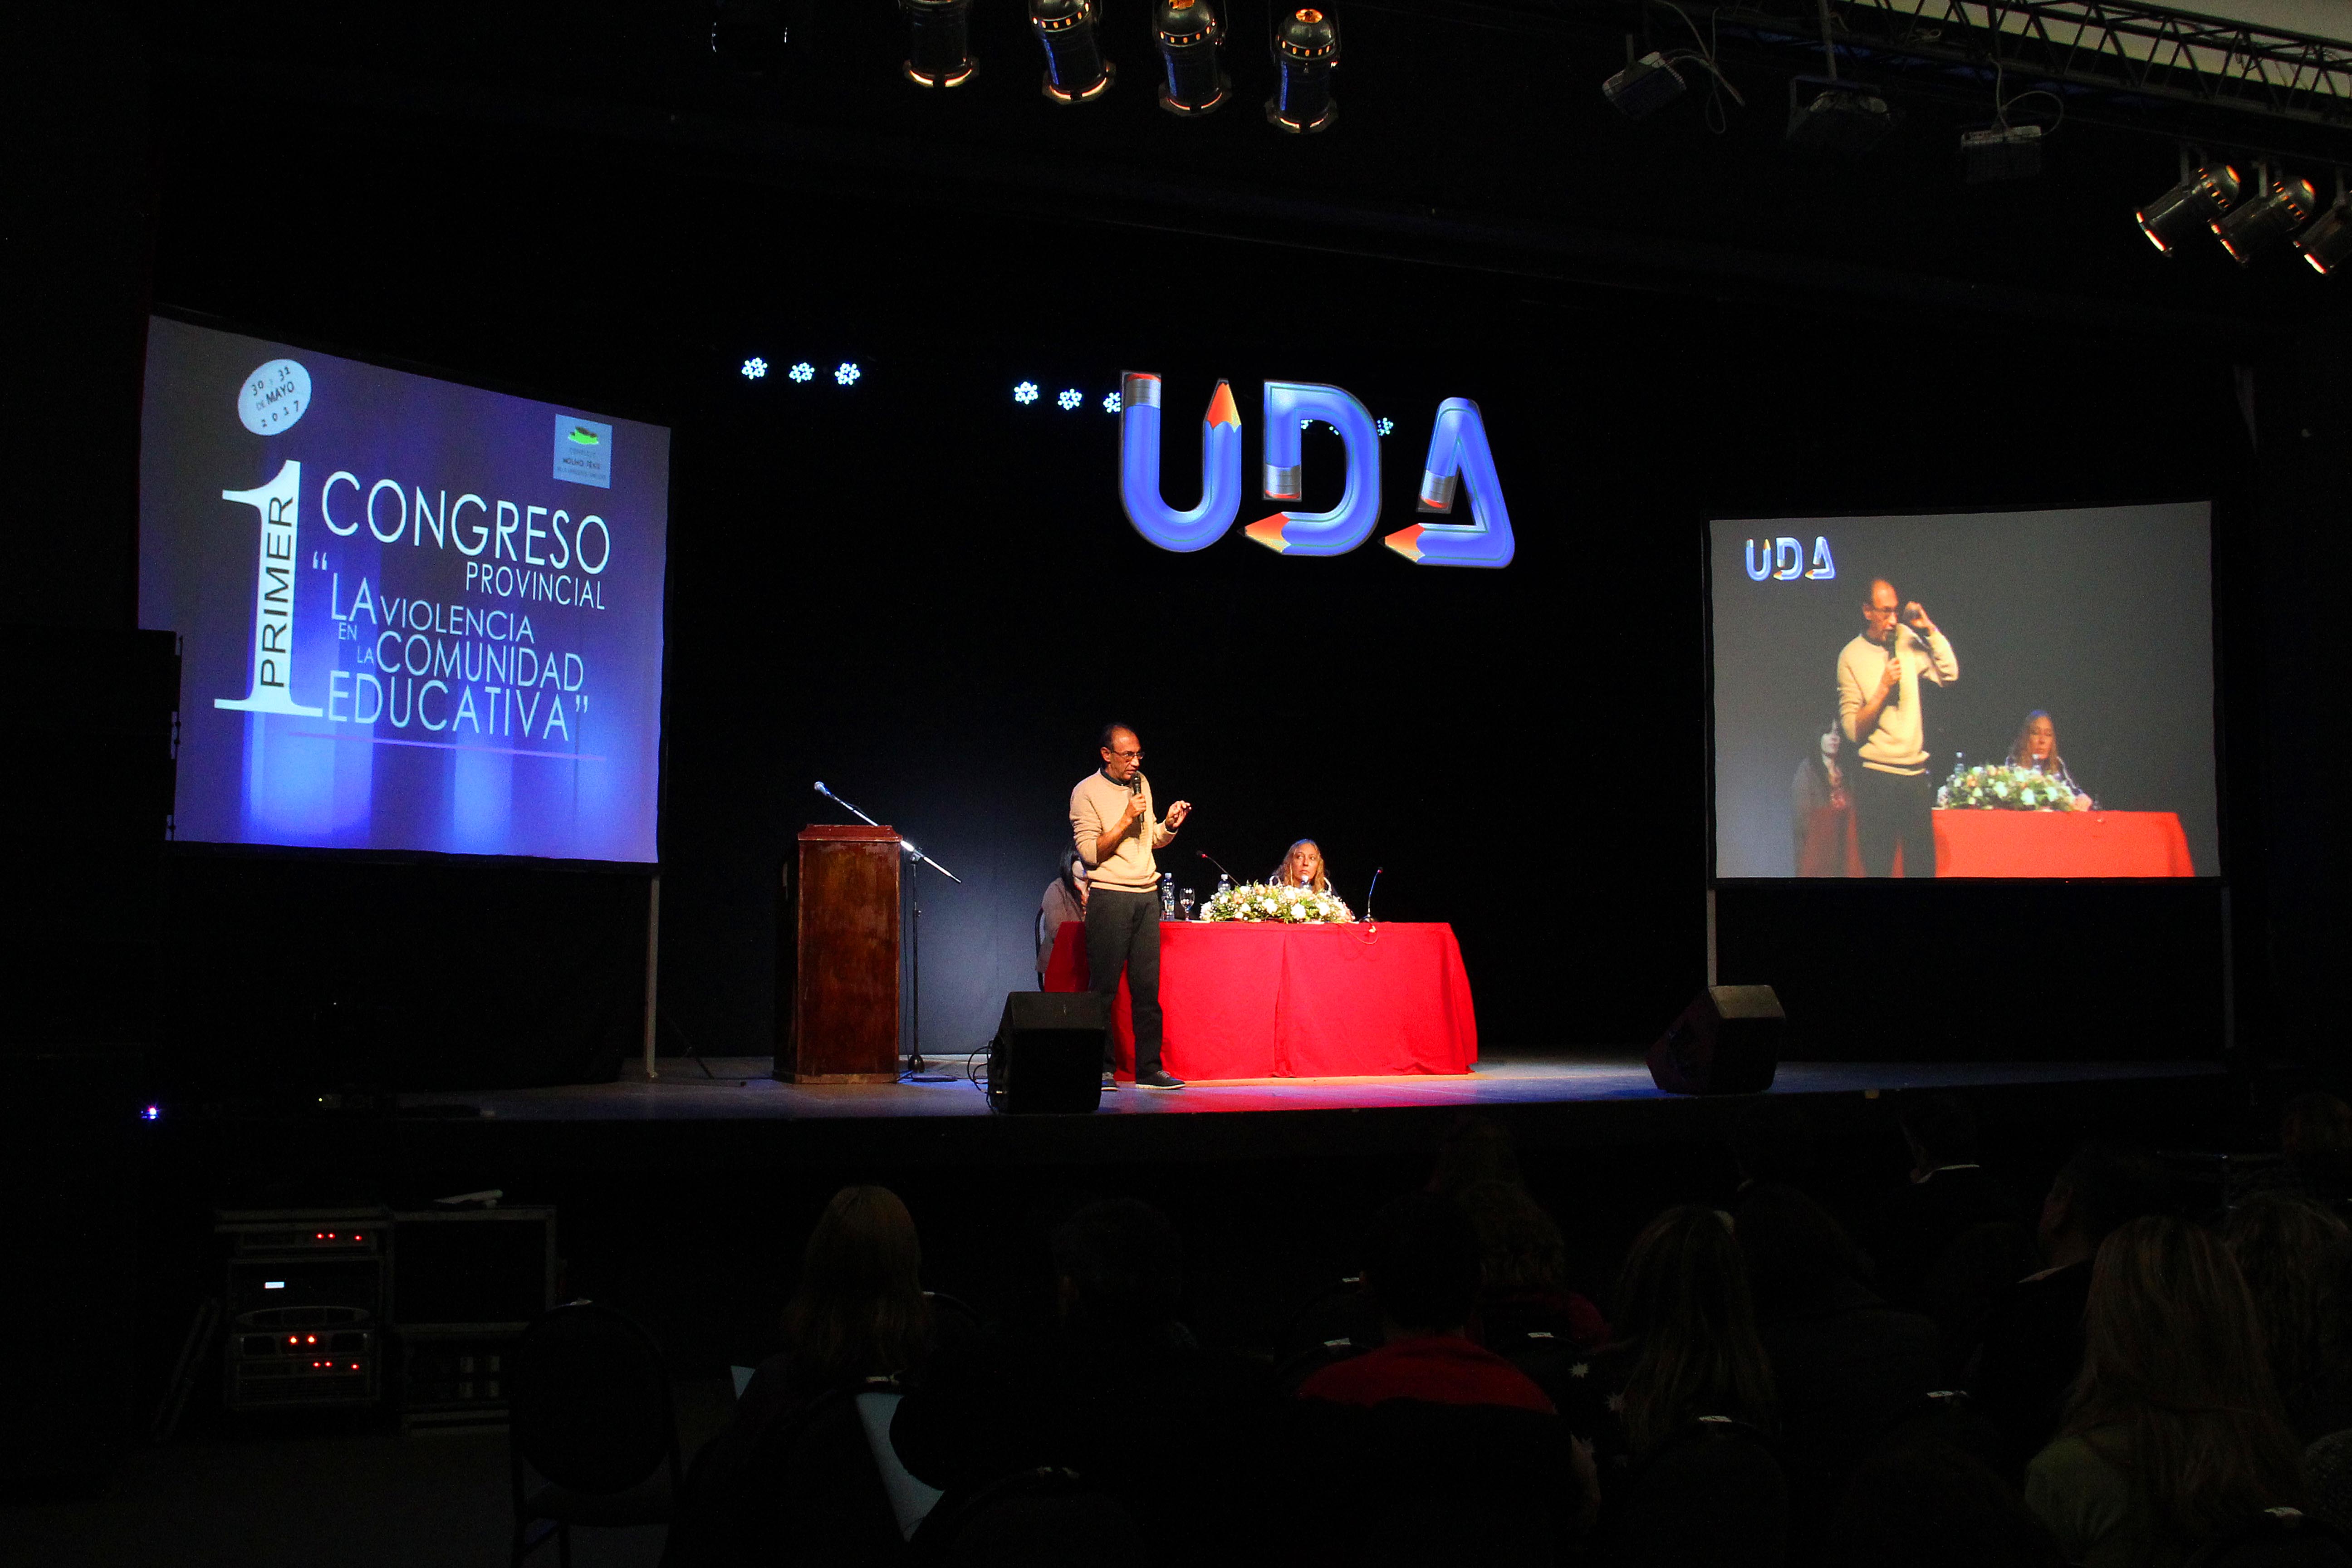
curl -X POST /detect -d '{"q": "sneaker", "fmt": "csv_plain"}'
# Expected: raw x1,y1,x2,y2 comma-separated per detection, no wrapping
1135,1069,1187,1090
1100,1069,1120,1092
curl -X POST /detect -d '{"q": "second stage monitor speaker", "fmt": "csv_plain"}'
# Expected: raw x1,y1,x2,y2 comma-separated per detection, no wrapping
1646,985,1785,1095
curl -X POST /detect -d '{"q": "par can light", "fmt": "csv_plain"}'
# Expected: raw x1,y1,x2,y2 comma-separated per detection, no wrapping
2135,163,2239,254
1033,0,1113,103
902,0,977,88
2213,174,2318,265
1267,8,1339,133
2296,198,2352,274
1155,0,1229,117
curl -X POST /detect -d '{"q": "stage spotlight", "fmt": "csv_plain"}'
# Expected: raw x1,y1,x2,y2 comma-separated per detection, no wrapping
1154,0,1229,117
1267,8,1338,133
1959,124,2041,184
2214,173,2318,264
902,0,977,88
1604,52,1687,120
2296,195,2352,274
1032,0,1113,103
1784,75,1890,154
2135,162,2240,253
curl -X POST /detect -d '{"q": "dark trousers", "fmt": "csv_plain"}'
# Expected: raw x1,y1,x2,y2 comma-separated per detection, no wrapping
1083,888,1162,1075
1854,765,1936,878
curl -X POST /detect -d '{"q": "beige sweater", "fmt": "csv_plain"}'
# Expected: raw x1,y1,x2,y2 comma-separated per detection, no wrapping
1070,770,1177,892
1837,627,1959,775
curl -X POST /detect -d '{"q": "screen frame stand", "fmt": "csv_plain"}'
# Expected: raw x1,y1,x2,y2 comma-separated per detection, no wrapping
1705,887,1719,987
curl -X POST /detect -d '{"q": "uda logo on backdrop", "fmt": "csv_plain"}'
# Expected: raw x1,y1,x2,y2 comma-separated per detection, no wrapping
1117,373,1514,568
1747,536,1838,581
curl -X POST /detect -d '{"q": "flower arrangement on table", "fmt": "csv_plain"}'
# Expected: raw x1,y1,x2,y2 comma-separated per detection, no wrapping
1198,882,1356,923
1936,762,2087,812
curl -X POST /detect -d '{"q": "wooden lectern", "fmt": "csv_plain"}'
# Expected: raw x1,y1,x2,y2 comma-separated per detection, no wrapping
777,824,902,1083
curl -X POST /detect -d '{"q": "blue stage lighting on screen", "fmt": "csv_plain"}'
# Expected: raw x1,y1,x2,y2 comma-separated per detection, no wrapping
789,362,814,382
1058,387,1083,409
1014,381,1039,404
1377,416,1394,436
835,362,862,385
1102,391,1121,412
741,357,769,380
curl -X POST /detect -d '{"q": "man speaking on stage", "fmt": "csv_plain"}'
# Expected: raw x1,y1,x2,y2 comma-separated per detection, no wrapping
1070,724,1193,1089
1837,578,1959,877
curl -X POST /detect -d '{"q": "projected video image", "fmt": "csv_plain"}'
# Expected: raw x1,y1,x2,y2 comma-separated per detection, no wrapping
139,317,671,862
1709,504,2217,879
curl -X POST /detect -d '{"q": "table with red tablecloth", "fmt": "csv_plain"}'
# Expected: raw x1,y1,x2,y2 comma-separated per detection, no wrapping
1041,920,1479,1080
1931,808,2195,877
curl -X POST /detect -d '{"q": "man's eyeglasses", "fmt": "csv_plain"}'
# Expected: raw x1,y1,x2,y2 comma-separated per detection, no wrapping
1108,748,1144,760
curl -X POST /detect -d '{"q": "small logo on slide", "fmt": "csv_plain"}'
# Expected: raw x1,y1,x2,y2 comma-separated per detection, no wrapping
554,416,613,488
239,359,311,436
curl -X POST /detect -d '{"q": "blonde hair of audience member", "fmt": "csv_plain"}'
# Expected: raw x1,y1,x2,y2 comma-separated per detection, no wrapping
778,1185,931,1399
1273,839,1333,894
1609,1204,1776,1456
2223,1193,2351,1433
2058,1215,2303,1549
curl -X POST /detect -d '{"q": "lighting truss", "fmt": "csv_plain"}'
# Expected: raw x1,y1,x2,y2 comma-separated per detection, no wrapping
1700,0,2352,134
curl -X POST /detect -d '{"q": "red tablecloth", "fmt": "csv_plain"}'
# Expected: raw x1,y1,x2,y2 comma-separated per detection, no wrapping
1931,809,2195,877
1041,921,1479,1080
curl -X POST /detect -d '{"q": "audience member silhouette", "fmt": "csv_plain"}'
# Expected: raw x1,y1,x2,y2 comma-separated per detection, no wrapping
1290,1192,1597,1566
2309,1429,2352,1537
1456,1178,1608,1356
663,1185,938,1568
1971,1142,2170,1480
1426,1112,1524,1197
1862,1092,2022,1311
2225,1191,2352,1444
1823,1442,2068,1568
2025,1215,2305,1568
1563,1203,1776,1489
1735,1183,1944,1534
2279,1092,2352,1208
1298,1192,1557,1413
887,1197,1268,1566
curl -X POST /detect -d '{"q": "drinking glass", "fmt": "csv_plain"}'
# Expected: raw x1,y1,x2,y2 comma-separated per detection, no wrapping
1179,887,1196,921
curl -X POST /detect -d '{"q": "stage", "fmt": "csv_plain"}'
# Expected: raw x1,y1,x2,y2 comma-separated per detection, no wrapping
346,1049,2235,1176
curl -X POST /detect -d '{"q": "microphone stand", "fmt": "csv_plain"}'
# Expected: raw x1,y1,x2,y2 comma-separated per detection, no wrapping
813,782,963,1082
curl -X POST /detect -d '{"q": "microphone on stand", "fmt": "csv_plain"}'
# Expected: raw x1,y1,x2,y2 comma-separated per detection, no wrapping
1363,866,1383,922
1197,850,1237,885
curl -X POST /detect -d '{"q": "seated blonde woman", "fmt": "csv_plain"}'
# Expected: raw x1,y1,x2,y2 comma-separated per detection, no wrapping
1273,839,1334,893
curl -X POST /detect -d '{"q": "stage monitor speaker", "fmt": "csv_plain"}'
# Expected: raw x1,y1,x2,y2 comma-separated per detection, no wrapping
989,992,1107,1114
1646,985,1785,1095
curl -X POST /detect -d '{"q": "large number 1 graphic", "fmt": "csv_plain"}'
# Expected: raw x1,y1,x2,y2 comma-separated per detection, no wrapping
1119,373,1244,552
1385,398,1514,568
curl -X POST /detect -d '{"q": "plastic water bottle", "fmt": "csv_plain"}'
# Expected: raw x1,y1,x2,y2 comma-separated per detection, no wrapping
1161,872,1176,920
1216,872,1234,899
